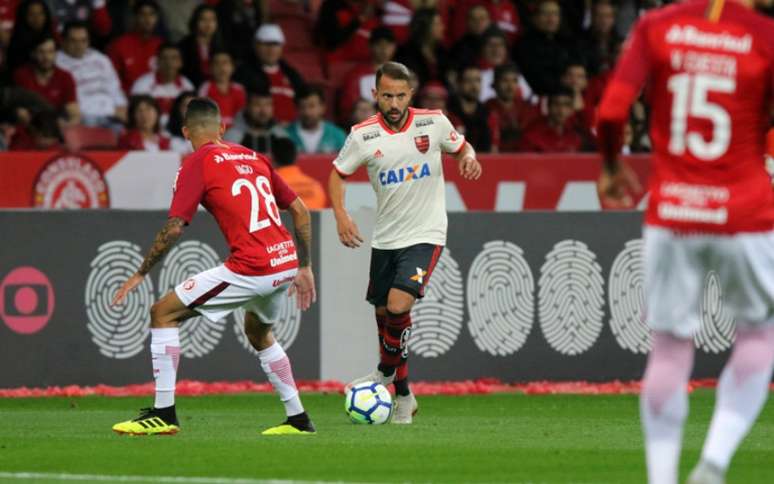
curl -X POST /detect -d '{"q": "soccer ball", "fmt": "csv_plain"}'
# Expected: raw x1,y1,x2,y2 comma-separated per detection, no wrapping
345,381,393,424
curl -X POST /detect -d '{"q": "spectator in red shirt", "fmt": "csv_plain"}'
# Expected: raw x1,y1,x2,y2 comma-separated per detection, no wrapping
485,63,540,152
6,0,56,73
519,88,583,153
106,0,164,93
559,60,594,137
315,0,378,63
396,8,449,86
448,64,495,152
131,43,195,126
178,4,224,87
9,109,62,150
118,94,170,151
337,26,396,123
13,36,80,123
233,24,306,124
197,50,246,130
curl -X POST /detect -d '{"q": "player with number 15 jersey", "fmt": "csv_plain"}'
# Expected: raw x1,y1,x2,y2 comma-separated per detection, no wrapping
596,2,774,483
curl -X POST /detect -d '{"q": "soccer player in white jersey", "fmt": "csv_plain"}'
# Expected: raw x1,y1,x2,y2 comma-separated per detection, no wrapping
328,61,482,424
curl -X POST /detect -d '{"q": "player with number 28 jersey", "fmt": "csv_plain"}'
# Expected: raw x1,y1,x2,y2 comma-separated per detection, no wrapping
596,2,774,484
170,140,299,275
111,98,317,438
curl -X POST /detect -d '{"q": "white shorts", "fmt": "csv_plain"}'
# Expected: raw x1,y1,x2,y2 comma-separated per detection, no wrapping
174,264,297,323
644,226,774,338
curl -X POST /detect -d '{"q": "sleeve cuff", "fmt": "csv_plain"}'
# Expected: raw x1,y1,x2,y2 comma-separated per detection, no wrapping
334,164,352,178
449,137,467,155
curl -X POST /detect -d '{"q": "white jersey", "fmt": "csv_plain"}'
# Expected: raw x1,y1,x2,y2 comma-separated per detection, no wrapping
333,108,465,249
56,49,127,118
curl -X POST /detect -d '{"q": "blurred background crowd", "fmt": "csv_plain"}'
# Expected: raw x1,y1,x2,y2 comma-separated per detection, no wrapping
1,0,770,156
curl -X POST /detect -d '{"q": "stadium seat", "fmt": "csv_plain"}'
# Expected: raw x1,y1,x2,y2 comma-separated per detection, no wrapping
62,125,118,151
277,16,315,52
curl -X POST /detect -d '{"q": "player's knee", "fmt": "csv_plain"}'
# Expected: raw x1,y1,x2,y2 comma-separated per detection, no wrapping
386,300,412,315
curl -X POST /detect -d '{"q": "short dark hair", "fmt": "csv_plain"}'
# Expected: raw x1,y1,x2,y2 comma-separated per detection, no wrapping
248,86,272,100
375,61,411,87
294,84,325,105
457,63,481,78
211,49,233,61
157,42,181,56
549,86,575,102
271,137,297,167
31,35,56,51
133,0,160,14
62,20,89,38
184,97,221,128
493,63,519,85
369,27,396,45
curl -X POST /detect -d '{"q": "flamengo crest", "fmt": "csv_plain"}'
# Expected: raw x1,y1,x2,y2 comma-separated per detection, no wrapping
414,135,430,154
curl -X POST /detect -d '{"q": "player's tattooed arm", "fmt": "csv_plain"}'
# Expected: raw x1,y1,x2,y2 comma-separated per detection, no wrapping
288,198,312,267
137,217,186,275
112,217,186,306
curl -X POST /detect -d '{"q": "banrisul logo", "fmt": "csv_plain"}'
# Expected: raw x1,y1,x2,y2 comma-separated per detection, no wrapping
379,163,431,186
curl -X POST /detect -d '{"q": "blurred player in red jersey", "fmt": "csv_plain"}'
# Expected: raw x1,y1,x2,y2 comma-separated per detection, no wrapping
596,1,774,483
111,98,317,436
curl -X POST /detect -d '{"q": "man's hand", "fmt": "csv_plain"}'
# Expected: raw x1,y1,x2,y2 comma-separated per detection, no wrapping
335,211,364,248
597,161,643,209
459,155,482,180
288,267,316,311
112,273,145,306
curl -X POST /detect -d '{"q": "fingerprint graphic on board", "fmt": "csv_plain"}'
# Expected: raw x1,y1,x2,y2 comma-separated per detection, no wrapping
158,241,223,358
232,292,302,355
467,241,534,356
608,239,651,354
695,271,735,354
538,240,605,355
411,250,464,357
85,241,154,359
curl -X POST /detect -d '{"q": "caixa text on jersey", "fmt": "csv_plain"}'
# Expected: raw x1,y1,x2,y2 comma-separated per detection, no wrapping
379,163,431,186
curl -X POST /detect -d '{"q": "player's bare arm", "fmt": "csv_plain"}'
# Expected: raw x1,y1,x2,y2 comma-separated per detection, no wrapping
329,169,364,249
596,81,643,209
111,217,186,306
453,142,482,180
286,197,316,310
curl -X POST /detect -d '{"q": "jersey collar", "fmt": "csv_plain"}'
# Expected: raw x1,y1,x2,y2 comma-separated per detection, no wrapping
377,107,415,135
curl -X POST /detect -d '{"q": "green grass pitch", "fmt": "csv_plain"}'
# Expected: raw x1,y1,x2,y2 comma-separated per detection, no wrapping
0,390,772,483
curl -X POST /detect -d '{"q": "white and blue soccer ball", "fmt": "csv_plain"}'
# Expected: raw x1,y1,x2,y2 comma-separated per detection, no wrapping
345,381,393,424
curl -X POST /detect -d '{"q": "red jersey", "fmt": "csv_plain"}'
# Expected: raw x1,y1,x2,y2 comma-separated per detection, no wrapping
264,65,296,123
13,65,77,109
598,0,774,234
169,141,299,276
197,81,247,129
106,33,163,93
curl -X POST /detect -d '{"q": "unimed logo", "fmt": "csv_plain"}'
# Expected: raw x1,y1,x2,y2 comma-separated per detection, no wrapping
0,267,55,334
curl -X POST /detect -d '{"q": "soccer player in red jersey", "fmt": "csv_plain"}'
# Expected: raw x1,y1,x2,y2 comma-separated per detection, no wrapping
111,98,317,436
596,1,774,483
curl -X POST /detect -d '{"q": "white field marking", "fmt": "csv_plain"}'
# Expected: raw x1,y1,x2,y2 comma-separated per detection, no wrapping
0,472,364,484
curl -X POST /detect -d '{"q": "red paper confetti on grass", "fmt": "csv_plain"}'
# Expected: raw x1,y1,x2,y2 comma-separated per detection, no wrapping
0,378,762,398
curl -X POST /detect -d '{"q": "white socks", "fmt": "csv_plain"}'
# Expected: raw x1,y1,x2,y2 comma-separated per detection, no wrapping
640,332,695,484
701,326,774,471
150,327,180,409
258,342,304,416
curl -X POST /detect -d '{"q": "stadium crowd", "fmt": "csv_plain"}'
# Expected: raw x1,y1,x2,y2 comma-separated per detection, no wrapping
0,0,769,156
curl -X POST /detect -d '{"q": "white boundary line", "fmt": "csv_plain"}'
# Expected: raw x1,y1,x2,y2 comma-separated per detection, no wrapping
0,472,356,484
